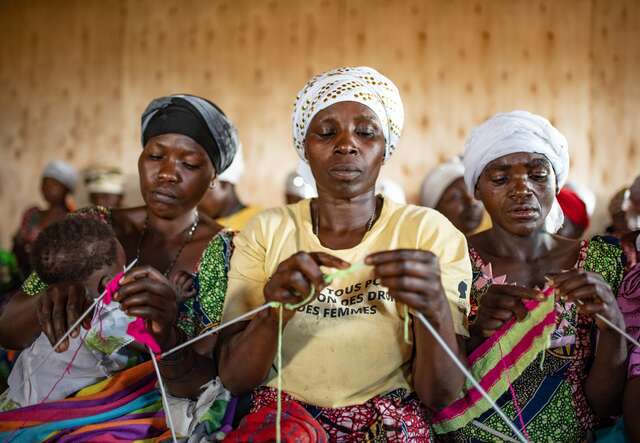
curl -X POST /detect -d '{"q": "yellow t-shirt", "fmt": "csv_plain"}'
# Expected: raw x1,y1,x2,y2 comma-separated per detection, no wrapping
222,198,471,408
216,206,262,231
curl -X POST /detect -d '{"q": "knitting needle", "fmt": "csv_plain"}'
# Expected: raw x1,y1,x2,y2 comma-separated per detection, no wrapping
161,303,273,359
150,347,178,443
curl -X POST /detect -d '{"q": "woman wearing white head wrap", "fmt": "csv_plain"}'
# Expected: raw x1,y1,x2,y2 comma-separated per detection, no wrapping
436,110,628,442
421,157,484,235
12,161,78,276
220,67,472,441
42,161,78,192
463,110,569,233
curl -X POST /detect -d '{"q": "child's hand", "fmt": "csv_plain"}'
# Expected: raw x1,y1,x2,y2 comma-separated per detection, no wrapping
171,271,196,304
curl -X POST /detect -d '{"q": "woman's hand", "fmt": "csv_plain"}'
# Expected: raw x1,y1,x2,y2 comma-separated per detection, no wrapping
171,270,197,304
264,251,349,323
549,270,625,331
114,266,179,350
36,281,92,352
471,284,544,337
365,249,451,328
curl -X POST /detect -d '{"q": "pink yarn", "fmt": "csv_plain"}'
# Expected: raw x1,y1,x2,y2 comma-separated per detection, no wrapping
127,318,161,354
498,340,531,441
102,271,162,354
102,271,124,304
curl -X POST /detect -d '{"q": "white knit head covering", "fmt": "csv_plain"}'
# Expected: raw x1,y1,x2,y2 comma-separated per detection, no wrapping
375,177,406,204
286,164,317,200
217,142,245,185
42,161,78,192
292,66,404,162
463,110,569,233
420,157,466,208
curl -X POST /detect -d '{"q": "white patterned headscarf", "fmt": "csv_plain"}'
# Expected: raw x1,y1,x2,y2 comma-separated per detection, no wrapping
463,110,569,233
292,66,404,162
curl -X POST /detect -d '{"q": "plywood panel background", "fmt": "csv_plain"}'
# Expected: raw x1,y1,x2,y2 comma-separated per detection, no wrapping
1,0,639,248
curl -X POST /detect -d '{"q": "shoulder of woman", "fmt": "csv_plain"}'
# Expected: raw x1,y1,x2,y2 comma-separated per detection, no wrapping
107,206,146,234
23,206,40,216
392,202,454,230
238,205,296,236
19,206,41,224
199,229,234,269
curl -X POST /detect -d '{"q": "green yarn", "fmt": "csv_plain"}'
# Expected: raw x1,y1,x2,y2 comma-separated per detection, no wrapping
270,262,369,442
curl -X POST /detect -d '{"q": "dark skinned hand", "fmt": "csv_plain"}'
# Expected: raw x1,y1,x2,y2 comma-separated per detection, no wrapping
113,266,179,350
264,251,349,324
365,249,451,328
471,284,544,337
37,281,92,352
171,270,197,305
548,269,624,331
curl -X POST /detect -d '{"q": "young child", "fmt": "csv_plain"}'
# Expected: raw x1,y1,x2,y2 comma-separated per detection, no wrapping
2,216,128,409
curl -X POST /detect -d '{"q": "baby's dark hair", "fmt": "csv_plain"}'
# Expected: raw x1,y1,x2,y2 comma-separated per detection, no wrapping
31,216,118,285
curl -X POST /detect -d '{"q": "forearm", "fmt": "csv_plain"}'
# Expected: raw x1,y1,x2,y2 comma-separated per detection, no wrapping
161,349,218,399
218,309,282,395
412,311,466,410
585,327,627,417
160,331,218,399
0,292,40,349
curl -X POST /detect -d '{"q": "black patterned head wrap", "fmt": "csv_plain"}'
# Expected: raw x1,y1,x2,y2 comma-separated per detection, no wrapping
141,94,238,174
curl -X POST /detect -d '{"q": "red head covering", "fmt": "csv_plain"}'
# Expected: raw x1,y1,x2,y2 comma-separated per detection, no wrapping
557,187,590,229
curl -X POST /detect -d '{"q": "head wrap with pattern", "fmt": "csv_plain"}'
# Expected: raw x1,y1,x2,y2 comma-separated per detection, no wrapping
292,66,404,162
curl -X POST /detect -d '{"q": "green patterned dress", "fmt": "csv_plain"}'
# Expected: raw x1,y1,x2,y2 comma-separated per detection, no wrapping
438,236,625,443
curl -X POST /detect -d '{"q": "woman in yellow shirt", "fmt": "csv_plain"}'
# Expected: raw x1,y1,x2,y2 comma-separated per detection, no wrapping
217,67,472,442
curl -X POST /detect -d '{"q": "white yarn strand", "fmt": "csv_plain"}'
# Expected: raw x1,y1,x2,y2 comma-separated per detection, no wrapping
471,419,521,443
150,347,178,443
161,303,273,359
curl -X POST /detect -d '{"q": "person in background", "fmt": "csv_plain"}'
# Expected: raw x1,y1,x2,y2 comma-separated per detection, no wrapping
198,143,261,230
556,183,595,239
420,156,486,236
12,161,78,277
606,188,635,241
84,167,125,208
624,175,640,231
284,168,316,205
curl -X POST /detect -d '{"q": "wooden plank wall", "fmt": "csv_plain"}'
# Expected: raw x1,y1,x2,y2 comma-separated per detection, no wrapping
1,0,639,247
